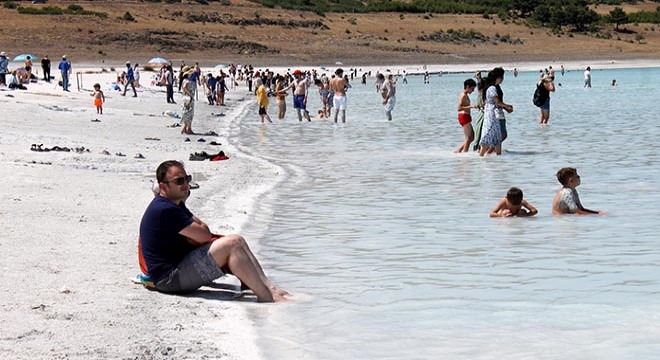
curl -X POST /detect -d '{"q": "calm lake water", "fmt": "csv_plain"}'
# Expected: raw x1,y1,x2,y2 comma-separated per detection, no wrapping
225,67,660,359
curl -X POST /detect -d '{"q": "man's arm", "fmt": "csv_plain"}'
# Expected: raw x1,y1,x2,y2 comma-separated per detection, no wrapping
179,221,213,245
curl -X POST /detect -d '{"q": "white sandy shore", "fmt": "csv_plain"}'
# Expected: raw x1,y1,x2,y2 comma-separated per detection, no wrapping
1,57,657,359
0,67,283,359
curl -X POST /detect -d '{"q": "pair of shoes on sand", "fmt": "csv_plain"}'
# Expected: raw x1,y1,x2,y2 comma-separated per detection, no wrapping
189,150,228,161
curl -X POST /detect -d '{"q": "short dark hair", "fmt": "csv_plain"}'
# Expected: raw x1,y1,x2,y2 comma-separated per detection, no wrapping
506,187,523,205
557,167,577,186
335,68,343,76
156,160,184,183
464,78,477,88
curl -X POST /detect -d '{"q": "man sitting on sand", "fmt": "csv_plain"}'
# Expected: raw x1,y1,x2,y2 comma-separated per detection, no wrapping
139,160,289,302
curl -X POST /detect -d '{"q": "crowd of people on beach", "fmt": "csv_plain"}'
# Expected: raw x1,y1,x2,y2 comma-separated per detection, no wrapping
1,47,607,303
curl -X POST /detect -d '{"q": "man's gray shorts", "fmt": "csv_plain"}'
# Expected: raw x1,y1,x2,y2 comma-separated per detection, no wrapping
155,243,225,293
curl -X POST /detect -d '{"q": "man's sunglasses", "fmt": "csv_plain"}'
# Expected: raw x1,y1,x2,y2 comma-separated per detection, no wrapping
162,175,192,185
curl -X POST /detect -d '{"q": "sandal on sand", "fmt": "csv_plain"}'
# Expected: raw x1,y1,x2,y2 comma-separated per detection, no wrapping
115,152,126,157
134,153,145,159
100,150,111,155
131,273,155,289
204,131,219,136
197,138,206,142
184,138,191,142
209,141,222,146
144,137,161,141
189,181,200,189
91,119,101,122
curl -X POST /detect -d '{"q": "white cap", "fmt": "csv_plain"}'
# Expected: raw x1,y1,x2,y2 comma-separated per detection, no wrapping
0,51,6,57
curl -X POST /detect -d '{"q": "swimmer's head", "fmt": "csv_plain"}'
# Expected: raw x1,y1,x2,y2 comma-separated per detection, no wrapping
557,167,578,186
506,187,523,206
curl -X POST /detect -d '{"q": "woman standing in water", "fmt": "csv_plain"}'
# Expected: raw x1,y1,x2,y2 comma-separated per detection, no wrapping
479,67,513,156
536,75,556,125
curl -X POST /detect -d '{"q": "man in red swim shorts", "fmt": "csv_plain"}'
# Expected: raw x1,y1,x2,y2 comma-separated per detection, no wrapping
455,78,477,153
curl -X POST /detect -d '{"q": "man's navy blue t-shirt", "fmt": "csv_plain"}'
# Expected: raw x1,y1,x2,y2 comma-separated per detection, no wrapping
139,195,196,283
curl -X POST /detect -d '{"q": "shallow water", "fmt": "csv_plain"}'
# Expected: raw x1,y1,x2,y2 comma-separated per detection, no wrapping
226,67,660,359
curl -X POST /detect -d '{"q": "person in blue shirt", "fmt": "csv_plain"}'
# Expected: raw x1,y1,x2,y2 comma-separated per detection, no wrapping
122,61,137,97
58,55,71,91
139,160,290,302
206,73,217,105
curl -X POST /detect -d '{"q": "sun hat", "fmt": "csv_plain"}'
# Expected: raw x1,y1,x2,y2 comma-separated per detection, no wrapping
181,65,191,73
62,55,67,59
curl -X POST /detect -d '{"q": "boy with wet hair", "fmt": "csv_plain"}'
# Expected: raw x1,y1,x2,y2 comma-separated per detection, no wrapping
490,187,538,217
552,167,603,215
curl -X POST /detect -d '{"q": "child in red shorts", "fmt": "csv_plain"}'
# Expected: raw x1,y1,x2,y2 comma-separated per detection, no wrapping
455,78,478,153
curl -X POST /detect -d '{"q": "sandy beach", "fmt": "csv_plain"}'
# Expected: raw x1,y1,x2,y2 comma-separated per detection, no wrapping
0,66,282,359
1,58,659,359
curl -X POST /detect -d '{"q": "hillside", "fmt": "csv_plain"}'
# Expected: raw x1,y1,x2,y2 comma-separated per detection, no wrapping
1,0,658,66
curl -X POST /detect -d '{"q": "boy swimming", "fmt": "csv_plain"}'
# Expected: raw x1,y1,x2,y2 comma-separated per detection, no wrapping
490,187,538,217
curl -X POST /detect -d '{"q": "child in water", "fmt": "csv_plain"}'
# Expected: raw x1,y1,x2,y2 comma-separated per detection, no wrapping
552,167,604,215
91,83,105,115
490,187,538,217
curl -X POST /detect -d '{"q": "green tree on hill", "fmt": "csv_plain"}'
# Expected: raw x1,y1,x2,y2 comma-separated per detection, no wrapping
609,7,628,30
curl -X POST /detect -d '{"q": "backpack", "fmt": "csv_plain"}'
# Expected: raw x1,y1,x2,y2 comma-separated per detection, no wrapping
532,83,546,107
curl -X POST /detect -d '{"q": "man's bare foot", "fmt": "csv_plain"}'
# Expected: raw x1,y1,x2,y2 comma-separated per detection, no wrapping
269,285,290,297
273,293,291,303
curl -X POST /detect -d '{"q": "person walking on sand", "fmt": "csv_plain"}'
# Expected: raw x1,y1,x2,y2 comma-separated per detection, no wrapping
41,55,51,82
139,160,290,302
24,56,33,82
122,62,137,97
165,65,175,104
58,55,71,91
455,78,477,153
535,75,555,125
330,68,348,123
0,51,8,86
91,83,105,115
133,63,141,88
180,93,195,135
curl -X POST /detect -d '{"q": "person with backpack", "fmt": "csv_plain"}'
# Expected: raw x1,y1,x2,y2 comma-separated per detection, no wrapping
534,75,555,125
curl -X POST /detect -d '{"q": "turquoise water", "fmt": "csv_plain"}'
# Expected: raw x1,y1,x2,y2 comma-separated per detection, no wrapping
228,67,660,359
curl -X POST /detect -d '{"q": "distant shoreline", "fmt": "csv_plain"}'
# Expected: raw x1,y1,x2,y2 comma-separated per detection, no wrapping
22,57,660,78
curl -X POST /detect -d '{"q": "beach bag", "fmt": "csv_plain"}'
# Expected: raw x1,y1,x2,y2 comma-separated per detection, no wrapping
532,84,545,107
